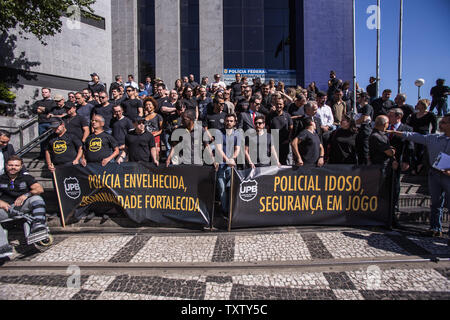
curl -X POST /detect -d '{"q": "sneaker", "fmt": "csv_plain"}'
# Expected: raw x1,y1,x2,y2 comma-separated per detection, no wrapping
30,222,47,234
0,244,13,259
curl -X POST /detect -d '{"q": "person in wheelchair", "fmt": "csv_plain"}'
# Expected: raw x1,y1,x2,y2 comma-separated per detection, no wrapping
0,156,48,258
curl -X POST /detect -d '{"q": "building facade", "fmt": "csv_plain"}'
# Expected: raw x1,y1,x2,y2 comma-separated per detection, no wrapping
1,0,353,113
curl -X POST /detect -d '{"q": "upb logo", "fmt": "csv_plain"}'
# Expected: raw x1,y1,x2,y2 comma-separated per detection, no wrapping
64,177,81,200
239,180,258,202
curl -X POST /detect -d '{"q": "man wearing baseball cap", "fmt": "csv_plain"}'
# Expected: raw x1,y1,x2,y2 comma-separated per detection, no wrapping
47,94,67,121
45,119,83,172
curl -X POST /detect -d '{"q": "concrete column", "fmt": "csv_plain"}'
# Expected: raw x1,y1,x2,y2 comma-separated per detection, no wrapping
199,0,223,81
111,0,139,83
155,0,181,87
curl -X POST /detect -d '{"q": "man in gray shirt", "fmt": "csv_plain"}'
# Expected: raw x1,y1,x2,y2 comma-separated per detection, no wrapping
391,114,450,240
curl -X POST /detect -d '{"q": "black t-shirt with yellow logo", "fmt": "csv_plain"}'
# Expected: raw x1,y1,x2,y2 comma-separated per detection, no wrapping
84,131,119,163
0,172,38,204
46,132,83,165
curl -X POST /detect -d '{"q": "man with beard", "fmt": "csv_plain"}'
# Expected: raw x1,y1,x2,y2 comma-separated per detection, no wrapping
45,119,83,172
0,156,47,258
269,97,293,165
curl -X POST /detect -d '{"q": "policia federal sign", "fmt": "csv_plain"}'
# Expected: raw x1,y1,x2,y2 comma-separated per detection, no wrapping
229,165,393,229
53,163,216,228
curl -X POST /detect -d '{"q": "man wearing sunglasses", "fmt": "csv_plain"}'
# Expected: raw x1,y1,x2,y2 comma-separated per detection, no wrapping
245,116,281,168
238,96,263,132
118,117,158,166
121,86,144,122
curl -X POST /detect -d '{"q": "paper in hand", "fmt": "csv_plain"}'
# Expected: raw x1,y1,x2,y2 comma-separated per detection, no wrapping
432,152,450,171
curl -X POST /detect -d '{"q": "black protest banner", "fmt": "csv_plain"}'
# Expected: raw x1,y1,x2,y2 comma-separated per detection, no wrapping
54,163,216,228
230,165,393,229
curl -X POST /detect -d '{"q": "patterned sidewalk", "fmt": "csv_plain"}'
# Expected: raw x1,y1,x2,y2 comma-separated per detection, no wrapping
1,229,449,300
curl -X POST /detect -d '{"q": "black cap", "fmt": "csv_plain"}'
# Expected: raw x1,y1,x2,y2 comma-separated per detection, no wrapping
50,119,64,128
90,72,99,77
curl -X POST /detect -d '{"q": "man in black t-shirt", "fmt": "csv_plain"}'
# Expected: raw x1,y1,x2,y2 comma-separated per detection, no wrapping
327,71,342,105
393,94,415,124
122,86,144,121
291,117,324,167
32,88,56,159
235,85,252,114
0,156,47,257
111,105,134,152
82,115,119,167
63,104,90,143
45,119,83,172
259,84,273,116
430,79,449,116
366,77,377,102
270,97,293,165
355,93,374,165
230,73,243,101
204,97,227,133
93,92,114,134
372,89,395,119
118,117,159,165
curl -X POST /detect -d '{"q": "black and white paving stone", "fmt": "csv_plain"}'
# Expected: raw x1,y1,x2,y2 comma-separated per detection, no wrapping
0,229,449,300
0,268,448,300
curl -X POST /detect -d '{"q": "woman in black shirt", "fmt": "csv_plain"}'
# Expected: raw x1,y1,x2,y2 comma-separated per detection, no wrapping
328,115,358,164
406,99,437,173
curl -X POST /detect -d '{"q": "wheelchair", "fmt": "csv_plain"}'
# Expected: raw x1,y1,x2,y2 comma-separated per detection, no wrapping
1,206,53,248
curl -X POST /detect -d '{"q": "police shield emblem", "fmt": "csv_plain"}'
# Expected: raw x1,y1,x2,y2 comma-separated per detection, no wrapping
239,179,258,202
64,177,81,200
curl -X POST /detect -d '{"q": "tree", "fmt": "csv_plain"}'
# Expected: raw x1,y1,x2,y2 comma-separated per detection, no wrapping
0,0,96,45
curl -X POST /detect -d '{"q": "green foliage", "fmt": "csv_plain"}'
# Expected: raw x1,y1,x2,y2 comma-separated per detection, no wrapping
0,0,96,45
0,82,16,103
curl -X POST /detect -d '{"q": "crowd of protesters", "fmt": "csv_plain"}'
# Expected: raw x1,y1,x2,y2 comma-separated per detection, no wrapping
0,71,448,242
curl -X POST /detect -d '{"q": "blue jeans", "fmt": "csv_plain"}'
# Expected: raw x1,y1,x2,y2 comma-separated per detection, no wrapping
38,122,52,157
161,132,172,158
428,169,450,233
217,165,232,215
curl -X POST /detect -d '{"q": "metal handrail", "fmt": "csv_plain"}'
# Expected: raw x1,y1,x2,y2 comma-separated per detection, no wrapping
0,115,39,148
16,128,54,158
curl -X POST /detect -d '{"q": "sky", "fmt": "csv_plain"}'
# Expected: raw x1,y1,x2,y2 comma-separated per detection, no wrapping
355,0,450,104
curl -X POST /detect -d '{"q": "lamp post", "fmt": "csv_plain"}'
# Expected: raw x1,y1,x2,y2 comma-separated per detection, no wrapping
415,79,425,100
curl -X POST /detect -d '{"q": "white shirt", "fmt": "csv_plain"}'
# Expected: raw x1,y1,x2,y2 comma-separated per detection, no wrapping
316,104,334,127
124,81,139,90
213,81,227,89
